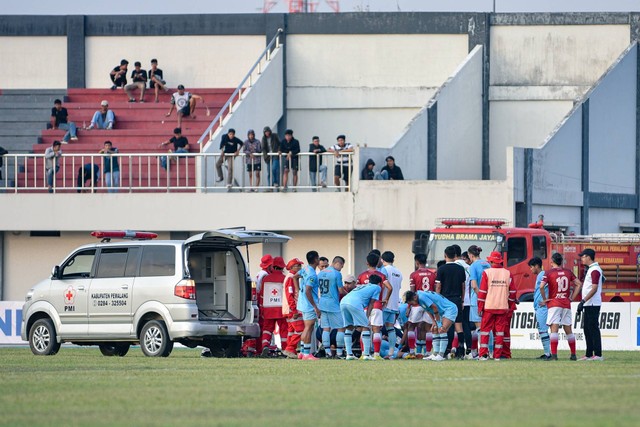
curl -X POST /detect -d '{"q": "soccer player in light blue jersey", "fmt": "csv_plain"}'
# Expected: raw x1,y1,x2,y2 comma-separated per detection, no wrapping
340,282,381,360
405,290,458,361
318,256,347,358
529,257,551,359
297,250,321,360
381,251,402,356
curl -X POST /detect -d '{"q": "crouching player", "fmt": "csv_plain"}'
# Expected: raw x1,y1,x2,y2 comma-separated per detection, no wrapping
405,290,458,361
340,280,382,360
282,258,305,359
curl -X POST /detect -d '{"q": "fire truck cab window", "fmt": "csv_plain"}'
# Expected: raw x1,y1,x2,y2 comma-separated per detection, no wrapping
507,237,527,267
532,235,547,259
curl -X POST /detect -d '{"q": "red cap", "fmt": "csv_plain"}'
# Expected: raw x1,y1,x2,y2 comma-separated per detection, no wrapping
487,251,503,265
260,254,273,269
273,256,286,269
286,258,304,270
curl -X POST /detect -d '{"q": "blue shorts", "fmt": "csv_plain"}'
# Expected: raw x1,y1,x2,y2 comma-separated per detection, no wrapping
340,304,369,327
442,306,458,323
469,305,481,323
383,309,398,325
302,310,317,321
535,307,548,332
321,310,344,329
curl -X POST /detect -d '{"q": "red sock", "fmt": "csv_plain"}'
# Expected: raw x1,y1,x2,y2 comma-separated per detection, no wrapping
373,333,382,353
425,333,433,352
452,333,459,349
550,332,559,355
567,333,576,355
407,331,416,350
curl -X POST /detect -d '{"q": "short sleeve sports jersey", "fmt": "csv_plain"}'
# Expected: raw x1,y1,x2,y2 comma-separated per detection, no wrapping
533,270,547,309
317,266,343,313
340,284,381,309
357,269,386,309
541,267,576,309
410,268,436,292
296,265,319,313
397,302,409,326
417,290,456,315
469,259,491,305
382,264,402,311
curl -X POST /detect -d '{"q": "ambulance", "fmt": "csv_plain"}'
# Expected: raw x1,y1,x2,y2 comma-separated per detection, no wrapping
21,229,290,357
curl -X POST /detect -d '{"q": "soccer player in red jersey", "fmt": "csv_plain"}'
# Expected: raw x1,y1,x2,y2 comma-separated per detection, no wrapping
357,253,392,359
408,253,436,357
541,252,582,361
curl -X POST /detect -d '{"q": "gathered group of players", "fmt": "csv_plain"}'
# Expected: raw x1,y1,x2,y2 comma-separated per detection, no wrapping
250,242,602,361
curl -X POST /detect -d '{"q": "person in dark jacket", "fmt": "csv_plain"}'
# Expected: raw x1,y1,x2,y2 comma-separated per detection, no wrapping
280,129,300,191
361,158,376,180
262,126,281,189
380,156,404,180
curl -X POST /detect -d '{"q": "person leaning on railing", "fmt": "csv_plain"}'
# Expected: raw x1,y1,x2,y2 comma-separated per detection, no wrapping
329,134,353,190
262,126,281,189
308,136,327,189
243,129,262,191
44,140,62,193
216,128,243,188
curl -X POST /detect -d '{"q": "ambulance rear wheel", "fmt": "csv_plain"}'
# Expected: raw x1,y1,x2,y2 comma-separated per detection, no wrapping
140,320,173,357
99,343,130,357
29,318,61,356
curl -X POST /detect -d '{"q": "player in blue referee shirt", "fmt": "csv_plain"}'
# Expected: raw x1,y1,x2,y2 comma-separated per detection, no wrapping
528,257,551,359
318,256,347,358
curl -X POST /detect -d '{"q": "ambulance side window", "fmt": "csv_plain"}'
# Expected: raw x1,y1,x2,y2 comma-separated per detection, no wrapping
61,249,97,279
140,246,176,277
96,248,129,278
507,237,527,267
532,236,547,259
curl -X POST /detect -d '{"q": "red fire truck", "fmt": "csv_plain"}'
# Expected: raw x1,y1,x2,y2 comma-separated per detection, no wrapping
415,218,640,302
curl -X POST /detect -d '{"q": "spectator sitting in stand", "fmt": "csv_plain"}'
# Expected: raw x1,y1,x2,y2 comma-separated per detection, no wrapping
380,156,404,180
165,85,206,127
159,127,189,171
361,158,376,180
124,61,147,103
86,100,115,130
110,59,129,90
50,99,78,143
149,58,168,103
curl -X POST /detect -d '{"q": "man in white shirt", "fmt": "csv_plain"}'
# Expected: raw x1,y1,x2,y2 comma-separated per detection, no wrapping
577,248,604,361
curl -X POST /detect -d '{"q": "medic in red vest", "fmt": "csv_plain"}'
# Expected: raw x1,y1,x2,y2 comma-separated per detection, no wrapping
282,257,305,359
258,256,287,356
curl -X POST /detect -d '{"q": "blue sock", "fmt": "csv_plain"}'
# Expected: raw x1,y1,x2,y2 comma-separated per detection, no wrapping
416,340,425,355
540,331,550,355
345,330,353,355
387,328,396,350
303,343,311,355
322,330,331,352
336,331,345,356
362,331,371,356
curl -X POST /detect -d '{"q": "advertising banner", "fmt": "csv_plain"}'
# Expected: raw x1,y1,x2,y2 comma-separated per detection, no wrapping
510,302,637,351
0,301,26,345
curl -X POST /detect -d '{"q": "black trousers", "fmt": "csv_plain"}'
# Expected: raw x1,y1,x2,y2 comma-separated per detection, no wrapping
583,305,602,357
462,305,476,352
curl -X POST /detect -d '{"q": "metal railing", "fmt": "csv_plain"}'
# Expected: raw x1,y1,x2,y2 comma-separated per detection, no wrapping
0,152,353,193
197,29,284,147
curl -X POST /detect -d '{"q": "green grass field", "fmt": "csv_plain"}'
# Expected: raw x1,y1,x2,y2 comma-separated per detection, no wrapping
0,347,639,427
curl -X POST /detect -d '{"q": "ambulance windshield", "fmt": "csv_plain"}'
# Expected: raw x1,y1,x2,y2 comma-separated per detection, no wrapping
425,232,499,267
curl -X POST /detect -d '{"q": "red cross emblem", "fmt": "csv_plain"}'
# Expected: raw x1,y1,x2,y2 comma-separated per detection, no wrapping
271,288,279,296
64,286,76,305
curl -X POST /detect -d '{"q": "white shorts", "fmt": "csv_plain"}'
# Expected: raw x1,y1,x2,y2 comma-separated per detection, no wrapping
547,307,572,326
369,308,384,327
408,306,432,324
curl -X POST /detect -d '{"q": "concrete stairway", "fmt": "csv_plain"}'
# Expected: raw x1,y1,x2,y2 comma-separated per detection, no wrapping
19,88,233,192
0,89,66,185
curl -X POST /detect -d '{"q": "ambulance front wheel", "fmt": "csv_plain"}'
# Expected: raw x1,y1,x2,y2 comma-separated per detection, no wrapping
29,318,61,356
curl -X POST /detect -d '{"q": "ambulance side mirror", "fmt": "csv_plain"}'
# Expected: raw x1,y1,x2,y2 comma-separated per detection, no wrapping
52,265,61,280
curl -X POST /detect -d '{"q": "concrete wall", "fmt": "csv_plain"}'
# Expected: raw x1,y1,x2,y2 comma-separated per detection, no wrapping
285,34,469,149
435,45,484,180
0,37,67,89
85,36,265,89
489,24,631,179
587,45,637,195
